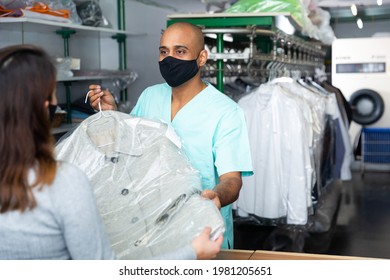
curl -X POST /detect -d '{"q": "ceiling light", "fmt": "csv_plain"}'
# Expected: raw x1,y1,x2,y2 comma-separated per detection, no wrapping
350,4,358,16
357,18,363,29
377,0,383,6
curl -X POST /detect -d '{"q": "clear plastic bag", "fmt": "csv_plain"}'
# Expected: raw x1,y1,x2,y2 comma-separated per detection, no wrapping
55,56,74,79
224,0,335,44
101,69,139,113
55,111,225,259
74,0,111,27
49,0,82,24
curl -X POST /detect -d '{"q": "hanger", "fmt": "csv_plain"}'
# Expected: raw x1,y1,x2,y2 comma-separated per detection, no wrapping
84,89,111,124
84,90,115,149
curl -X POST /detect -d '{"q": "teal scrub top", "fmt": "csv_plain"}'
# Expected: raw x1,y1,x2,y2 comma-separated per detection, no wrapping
131,82,253,249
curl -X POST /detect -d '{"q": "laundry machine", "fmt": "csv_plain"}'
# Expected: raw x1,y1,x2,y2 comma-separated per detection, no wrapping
332,37,390,152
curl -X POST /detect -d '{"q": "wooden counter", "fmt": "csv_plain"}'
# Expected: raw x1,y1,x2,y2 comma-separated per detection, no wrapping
215,249,375,260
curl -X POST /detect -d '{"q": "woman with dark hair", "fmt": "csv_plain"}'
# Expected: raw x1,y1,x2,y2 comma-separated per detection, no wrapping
0,44,115,259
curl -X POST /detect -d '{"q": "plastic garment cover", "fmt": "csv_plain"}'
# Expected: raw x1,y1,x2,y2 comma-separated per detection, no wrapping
235,77,350,226
277,78,328,198
75,0,106,27
225,0,336,44
55,111,225,259
237,81,313,225
306,1,336,44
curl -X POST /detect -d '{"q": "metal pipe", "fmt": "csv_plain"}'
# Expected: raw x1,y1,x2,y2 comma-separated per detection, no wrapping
202,28,275,37
116,0,127,101
216,33,224,93
117,0,125,30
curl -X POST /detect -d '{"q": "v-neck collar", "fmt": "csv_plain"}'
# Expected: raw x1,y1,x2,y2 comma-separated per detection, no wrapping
169,83,209,123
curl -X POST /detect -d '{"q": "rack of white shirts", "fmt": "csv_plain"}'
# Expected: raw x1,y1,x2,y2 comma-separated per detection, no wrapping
235,77,352,226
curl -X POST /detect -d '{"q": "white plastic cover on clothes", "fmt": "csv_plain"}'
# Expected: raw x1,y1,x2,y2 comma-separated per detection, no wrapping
235,77,351,225
225,0,336,45
277,78,328,198
55,110,225,259
236,80,313,225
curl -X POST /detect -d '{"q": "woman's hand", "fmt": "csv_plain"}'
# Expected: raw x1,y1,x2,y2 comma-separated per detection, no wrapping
191,227,223,260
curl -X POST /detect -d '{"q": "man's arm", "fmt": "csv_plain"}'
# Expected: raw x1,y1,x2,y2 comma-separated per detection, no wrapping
201,171,242,209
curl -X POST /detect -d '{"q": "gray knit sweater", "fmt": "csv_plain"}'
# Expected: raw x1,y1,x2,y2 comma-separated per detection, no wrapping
0,162,116,260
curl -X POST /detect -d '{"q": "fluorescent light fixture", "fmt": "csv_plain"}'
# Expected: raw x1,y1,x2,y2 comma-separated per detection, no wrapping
377,0,383,6
351,4,358,16
204,33,233,42
275,15,296,35
357,18,363,29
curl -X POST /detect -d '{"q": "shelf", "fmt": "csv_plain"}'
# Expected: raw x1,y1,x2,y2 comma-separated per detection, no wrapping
0,17,143,37
57,70,135,82
57,75,126,82
1,2,132,126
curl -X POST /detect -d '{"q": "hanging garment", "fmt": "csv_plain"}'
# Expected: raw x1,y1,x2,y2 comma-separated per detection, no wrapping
277,78,328,200
237,81,312,225
55,110,225,260
235,76,351,226
299,78,352,181
321,81,352,127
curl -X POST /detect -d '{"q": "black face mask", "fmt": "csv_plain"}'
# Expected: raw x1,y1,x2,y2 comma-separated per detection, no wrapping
159,56,199,87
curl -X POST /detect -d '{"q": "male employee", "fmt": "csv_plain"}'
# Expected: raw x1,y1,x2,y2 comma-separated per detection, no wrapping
88,22,253,249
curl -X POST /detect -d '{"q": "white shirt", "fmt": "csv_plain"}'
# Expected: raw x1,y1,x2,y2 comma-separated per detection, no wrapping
237,82,311,224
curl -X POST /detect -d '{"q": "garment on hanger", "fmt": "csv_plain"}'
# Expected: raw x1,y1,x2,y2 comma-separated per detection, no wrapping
277,78,328,197
299,78,352,181
235,76,352,226
236,80,313,225
55,110,225,259
321,81,352,127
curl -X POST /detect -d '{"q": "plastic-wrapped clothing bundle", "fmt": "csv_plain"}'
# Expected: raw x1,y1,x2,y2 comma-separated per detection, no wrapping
75,0,103,27
55,111,225,259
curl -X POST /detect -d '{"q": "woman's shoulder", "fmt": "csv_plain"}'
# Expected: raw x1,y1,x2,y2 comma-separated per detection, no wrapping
51,161,91,193
56,161,87,178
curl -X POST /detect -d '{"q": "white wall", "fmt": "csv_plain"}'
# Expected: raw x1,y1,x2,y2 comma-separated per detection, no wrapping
332,20,390,38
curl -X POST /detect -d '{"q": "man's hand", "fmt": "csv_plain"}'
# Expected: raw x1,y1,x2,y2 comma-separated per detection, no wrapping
201,189,222,209
88,84,117,111
201,172,242,210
